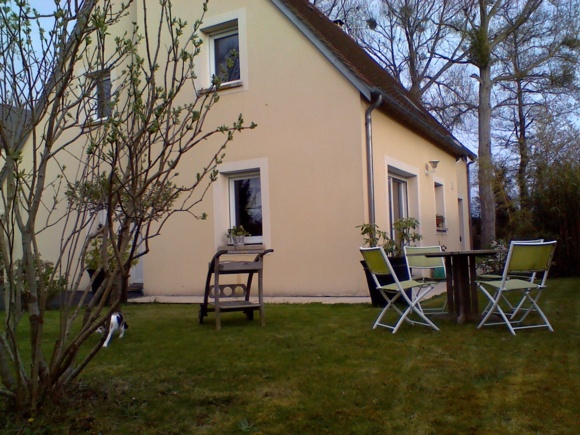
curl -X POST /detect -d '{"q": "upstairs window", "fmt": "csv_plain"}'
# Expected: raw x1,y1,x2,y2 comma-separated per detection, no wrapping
87,70,111,121
210,27,240,85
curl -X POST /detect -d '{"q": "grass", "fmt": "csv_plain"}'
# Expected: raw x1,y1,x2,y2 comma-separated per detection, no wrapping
2,277,579,434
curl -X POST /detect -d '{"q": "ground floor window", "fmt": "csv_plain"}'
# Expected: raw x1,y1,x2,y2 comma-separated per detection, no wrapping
229,172,262,243
435,182,446,229
388,176,408,233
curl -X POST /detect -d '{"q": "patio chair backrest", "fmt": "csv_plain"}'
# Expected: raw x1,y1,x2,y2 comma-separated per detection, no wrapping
504,241,557,282
404,246,445,270
512,239,544,243
360,247,393,276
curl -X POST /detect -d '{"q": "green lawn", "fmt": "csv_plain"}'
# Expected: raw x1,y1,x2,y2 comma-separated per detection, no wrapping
2,277,579,434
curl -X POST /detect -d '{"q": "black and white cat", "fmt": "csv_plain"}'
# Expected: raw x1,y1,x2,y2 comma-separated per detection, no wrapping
98,312,129,348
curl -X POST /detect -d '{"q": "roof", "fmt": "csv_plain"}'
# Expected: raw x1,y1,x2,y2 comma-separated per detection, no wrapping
271,0,476,160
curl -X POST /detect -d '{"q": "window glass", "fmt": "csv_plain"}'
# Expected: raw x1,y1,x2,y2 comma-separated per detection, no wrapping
96,73,112,119
213,31,240,83
230,173,262,241
88,71,111,121
388,176,408,235
435,182,445,227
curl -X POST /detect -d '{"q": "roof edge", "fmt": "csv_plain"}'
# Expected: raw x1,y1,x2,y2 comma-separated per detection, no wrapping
270,0,372,100
272,0,476,161
371,89,476,160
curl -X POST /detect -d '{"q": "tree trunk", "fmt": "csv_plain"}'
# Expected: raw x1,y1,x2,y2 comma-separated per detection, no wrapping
478,65,496,247
515,78,530,208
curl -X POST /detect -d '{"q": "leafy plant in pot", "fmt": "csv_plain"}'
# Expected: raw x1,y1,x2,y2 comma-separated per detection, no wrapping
85,237,137,304
227,225,250,246
358,218,422,307
436,214,445,229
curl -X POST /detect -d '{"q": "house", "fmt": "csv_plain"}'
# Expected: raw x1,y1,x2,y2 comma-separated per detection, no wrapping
12,0,475,298
133,0,476,297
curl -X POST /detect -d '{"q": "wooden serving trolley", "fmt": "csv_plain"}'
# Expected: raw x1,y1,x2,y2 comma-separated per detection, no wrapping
199,245,274,330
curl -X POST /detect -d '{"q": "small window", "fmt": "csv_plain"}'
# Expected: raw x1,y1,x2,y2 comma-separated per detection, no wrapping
435,182,445,229
88,70,112,121
229,172,262,243
210,28,240,85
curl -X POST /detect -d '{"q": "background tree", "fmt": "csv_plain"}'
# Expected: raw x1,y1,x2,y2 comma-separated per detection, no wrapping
491,1,580,232
314,0,580,249
529,120,580,275
0,0,254,415
312,0,475,130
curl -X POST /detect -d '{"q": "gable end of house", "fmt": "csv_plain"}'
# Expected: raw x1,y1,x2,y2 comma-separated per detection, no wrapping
271,0,476,161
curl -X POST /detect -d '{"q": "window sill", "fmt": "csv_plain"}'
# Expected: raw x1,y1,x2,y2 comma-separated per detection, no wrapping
225,243,265,249
198,80,243,95
436,227,447,233
82,117,109,129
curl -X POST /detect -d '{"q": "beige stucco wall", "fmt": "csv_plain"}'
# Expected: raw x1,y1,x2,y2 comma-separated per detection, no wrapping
141,0,473,297
17,0,473,297
143,0,369,296
369,109,472,251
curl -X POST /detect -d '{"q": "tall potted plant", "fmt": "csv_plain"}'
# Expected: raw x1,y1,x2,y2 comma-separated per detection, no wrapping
358,218,422,307
392,217,423,257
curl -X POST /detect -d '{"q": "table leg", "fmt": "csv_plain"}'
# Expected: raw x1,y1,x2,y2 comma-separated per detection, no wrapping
456,255,470,324
468,255,479,321
444,257,455,315
258,267,265,326
214,257,221,331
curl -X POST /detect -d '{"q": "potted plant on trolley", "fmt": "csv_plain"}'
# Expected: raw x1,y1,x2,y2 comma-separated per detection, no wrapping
358,218,422,307
227,225,250,246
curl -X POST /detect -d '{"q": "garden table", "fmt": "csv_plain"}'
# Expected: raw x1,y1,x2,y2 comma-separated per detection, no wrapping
199,245,273,330
424,249,503,324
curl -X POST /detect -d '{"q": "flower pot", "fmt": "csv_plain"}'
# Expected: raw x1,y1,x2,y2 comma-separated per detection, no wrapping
360,257,411,307
232,235,245,246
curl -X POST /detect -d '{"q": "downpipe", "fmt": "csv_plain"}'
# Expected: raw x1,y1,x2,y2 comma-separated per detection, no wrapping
365,93,383,227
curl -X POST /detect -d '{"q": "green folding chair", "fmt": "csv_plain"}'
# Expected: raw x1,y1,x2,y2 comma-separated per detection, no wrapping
360,247,439,333
478,239,544,279
478,239,544,313
477,241,557,335
404,245,447,314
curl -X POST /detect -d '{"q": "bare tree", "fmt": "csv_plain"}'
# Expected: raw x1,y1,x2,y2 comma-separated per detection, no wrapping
314,1,580,246
459,0,580,246
492,1,580,214
0,0,254,415
313,1,474,129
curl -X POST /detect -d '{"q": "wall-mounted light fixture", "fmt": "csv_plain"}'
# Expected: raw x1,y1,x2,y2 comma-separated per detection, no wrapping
425,160,439,175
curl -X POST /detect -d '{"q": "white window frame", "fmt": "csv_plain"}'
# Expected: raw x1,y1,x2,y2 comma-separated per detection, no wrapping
228,171,262,244
388,176,409,237
386,160,420,238
213,158,270,248
434,181,446,229
200,9,247,92
87,70,112,122
209,27,241,87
